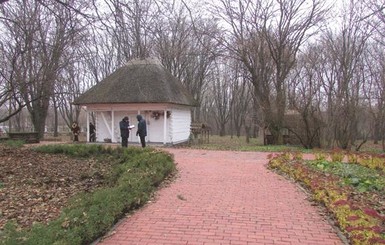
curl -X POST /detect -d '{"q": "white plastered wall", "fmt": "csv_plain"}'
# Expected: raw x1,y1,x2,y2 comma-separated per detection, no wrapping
86,103,192,145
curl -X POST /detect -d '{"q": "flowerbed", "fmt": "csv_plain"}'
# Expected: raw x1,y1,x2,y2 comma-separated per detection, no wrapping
0,144,176,245
268,152,385,245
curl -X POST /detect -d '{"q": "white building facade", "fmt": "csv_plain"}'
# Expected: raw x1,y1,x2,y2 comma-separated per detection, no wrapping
85,103,191,145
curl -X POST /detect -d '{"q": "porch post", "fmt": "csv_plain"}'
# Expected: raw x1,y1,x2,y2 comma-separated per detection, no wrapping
111,110,115,142
137,110,141,143
86,109,90,143
163,110,167,144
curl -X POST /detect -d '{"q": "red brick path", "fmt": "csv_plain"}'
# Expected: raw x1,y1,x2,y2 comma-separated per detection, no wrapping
98,149,345,245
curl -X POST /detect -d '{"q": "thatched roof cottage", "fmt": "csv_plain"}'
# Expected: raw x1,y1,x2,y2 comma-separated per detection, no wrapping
74,58,196,145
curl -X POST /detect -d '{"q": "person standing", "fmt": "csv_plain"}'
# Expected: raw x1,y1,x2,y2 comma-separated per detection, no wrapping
119,116,130,147
71,122,80,142
136,115,147,148
89,122,96,142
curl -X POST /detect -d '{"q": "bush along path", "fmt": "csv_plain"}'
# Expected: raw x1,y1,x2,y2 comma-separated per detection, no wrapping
268,151,385,245
0,144,176,245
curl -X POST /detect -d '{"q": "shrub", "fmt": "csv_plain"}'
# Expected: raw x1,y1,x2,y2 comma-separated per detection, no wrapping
3,140,25,148
33,144,107,157
347,153,359,164
293,152,303,160
330,149,344,162
354,154,385,171
314,151,327,161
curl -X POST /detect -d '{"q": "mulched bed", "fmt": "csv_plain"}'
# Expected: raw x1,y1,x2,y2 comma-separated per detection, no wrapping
0,145,111,230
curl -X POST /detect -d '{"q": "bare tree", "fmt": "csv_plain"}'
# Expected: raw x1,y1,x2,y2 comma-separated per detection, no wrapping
153,5,192,80
287,43,324,148
363,0,385,150
363,0,385,41
364,44,385,150
212,0,273,141
0,0,95,15
83,29,119,87
205,57,254,139
153,4,220,122
0,0,90,138
96,0,158,63
260,0,327,144
183,27,221,122
56,63,83,130
213,0,327,144
320,0,372,149
209,59,235,136
228,60,253,138
0,41,28,124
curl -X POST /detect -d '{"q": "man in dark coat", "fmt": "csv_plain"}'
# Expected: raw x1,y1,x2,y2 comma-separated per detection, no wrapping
120,116,130,147
89,122,96,142
136,115,147,148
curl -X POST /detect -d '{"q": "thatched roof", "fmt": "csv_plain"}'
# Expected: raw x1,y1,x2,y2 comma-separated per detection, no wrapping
74,59,196,106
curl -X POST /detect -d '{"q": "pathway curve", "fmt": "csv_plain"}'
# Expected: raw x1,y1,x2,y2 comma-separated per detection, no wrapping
98,149,345,245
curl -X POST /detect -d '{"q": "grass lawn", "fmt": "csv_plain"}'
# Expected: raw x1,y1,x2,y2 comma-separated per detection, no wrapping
188,135,308,152
188,135,385,154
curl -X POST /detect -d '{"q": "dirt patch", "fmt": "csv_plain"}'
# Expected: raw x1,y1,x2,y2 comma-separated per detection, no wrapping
0,144,112,230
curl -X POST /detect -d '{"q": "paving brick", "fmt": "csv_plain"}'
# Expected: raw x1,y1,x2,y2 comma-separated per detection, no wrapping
97,149,346,245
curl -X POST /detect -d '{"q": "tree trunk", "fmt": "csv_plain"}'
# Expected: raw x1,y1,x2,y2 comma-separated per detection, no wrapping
30,99,50,139
245,126,251,143
32,112,47,139
219,124,226,136
374,120,380,144
53,101,59,137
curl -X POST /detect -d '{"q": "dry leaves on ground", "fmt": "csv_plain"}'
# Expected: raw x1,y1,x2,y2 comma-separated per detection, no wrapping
0,144,112,230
